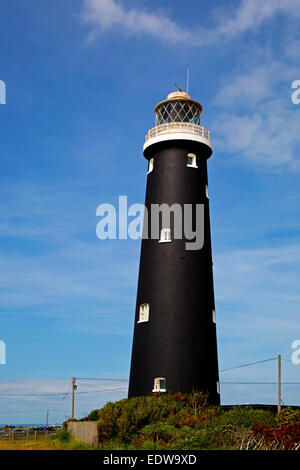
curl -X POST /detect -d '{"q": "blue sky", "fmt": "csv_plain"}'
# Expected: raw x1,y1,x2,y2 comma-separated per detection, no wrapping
0,0,300,424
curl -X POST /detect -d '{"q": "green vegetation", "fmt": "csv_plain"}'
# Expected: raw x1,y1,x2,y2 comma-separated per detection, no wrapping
51,430,95,450
2,399,298,450
0,431,95,451
71,393,299,450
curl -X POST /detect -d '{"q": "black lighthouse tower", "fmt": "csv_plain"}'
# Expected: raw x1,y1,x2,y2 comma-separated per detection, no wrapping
128,90,220,404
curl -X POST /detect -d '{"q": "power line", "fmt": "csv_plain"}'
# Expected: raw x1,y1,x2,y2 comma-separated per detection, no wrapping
0,392,73,397
0,396,71,408
62,383,72,400
0,395,43,403
77,377,128,382
219,357,277,372
0,356,296,408
221,382,300,385
0,387,127,397
76,387,127,394
0,410,49,414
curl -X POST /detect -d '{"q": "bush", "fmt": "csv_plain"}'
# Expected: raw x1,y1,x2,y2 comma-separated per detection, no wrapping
84,395,294,449
53,428,71,442
140,422,179,443
275,408,300,426
252,423,300,450
95,392,209,443
85,409,100,421
214,406,276,429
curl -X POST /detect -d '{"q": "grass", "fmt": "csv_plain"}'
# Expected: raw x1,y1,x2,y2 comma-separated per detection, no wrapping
0,439,56,450
0,437,95,450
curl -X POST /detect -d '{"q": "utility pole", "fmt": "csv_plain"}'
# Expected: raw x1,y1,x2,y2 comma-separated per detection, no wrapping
277,354,281,414
71,377,77,419
46,409,49,427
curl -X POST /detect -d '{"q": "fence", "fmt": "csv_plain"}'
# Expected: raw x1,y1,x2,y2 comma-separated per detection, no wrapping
0,428,58,441
67,421,98,447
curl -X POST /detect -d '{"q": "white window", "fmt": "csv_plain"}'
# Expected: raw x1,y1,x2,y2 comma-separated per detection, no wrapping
212,309,216,324
187,153,198,168
217,381,220,394
147,158,154,174
205,184,209,199
138,303,149,323
159,228,171,243
152,377,166,393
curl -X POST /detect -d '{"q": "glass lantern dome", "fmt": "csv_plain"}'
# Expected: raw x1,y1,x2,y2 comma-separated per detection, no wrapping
143,90,211,155
155,91,203,126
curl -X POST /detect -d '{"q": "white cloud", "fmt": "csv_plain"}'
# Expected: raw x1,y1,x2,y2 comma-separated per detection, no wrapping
215,0,300,39
213,108,300,169
211,52,300,170
214,64,277,108
81,0,195,44
80,0,300,45
214,58,299,108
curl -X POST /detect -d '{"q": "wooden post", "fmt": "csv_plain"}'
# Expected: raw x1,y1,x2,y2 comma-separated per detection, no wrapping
71,377,77,419
46,430,48,439
278,354,281,413
34,430,37,440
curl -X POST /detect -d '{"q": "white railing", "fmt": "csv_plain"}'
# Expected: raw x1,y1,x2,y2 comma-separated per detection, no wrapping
145,122,210,142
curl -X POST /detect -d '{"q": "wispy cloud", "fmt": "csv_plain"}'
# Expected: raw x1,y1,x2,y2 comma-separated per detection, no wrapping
214,243,300,340
211,46,300,170
213,0,300,39
216,243,300,295
80,0,300,45
213,108,300,170
81,0,195,44
79,1,300,170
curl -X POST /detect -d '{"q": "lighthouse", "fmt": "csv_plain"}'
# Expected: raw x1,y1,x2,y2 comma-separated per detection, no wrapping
128,89,220,405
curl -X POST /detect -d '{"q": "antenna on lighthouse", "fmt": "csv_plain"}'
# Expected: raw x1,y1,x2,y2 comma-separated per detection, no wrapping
174,83,183,92
186,66,190,94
